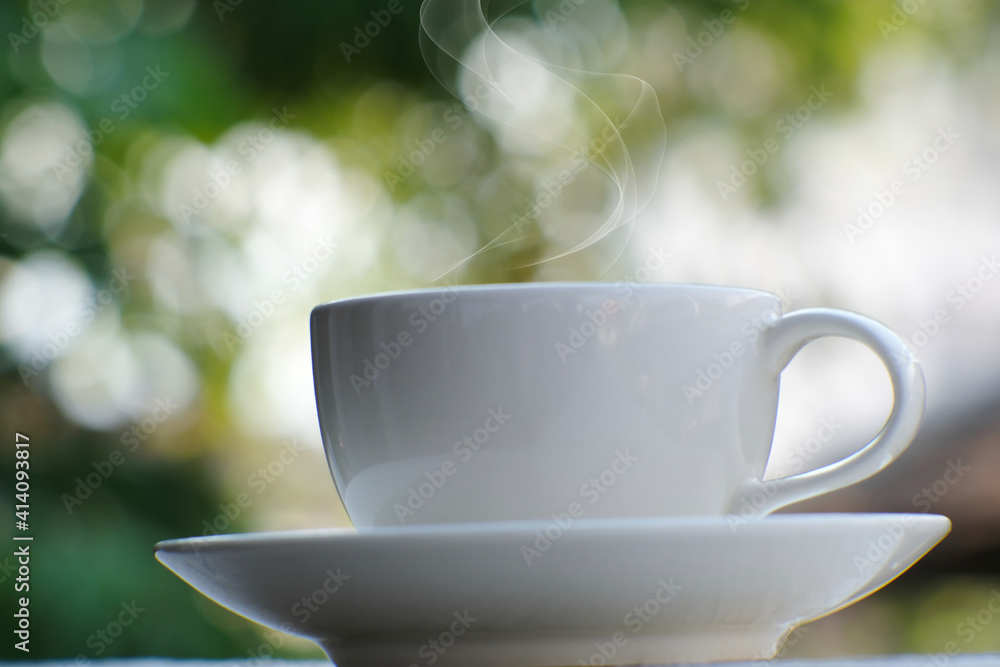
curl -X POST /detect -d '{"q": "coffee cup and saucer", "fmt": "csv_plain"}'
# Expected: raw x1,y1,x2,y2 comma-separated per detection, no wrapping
157,283,950,666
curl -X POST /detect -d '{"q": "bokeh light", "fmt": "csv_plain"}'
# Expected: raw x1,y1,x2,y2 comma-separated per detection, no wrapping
2,0,1000,661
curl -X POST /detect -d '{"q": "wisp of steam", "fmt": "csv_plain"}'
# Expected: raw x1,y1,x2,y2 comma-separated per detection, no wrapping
419,0,666,278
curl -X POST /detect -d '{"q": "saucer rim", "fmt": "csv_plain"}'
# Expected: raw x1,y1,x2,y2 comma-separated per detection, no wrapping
154,512,951,552
154,512,951,665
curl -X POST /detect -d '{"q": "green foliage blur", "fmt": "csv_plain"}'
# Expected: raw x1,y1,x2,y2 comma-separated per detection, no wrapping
1,0,999,661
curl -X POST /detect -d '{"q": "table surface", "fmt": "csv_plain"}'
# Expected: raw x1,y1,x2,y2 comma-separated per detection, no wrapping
7,659,1000,666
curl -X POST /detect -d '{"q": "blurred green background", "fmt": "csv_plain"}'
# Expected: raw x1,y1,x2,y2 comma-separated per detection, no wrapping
2,0,1000,661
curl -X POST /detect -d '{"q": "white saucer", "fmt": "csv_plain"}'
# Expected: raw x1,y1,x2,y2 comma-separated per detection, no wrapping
155,514,949,666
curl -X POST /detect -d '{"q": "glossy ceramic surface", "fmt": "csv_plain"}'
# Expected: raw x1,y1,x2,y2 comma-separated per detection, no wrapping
156,513,950,666
311,284,925,527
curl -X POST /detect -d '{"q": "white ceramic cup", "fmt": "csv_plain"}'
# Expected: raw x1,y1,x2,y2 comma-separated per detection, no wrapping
310,283,924,527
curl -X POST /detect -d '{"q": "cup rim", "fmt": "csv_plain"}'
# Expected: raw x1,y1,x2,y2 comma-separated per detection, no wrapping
311,281,780,312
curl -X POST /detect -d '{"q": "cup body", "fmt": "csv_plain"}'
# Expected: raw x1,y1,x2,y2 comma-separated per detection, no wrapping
311,283,788,527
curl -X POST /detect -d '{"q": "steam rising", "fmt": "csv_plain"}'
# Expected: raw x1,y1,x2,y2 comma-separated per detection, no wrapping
419,0,666,277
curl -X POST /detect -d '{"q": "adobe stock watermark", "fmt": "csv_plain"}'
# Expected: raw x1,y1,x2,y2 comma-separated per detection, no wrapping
912,458,971,512
578,577,682,666
17,267,135,385
384,82,496,193
61,397,180,514
8,0,72,54
12,544,29,653
672,0,751,72
178,106,296,223
521,449,639,566
291,567,351,624
878,0,932,41
920,589,1000,667
240,566,351,665
340,0,417,63
219,235,337,356
242,624,304,667
901,254,998,354
393,407,512,523
725,477,788,534
852,514,928,573
543,0,589,28
508,116,630,233
765,417,844,480
727,416,842,530
75,600,145,663
554,245,671,363
0,556,16,585
955,589,1000,645
844,126,959,244
393,107,631,223
716,85,834,201
747,627,810,666
681,287,796,405
52,67,170,180
348,281,459,395
212,0,245,21
407,610,478,667
852,458,972,573
193,439,308,541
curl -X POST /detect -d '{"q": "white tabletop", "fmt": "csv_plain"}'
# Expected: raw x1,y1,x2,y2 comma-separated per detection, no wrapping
7,659,1000,666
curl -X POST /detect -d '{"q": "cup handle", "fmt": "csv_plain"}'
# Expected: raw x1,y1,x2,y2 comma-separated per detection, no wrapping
734,308,926,515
